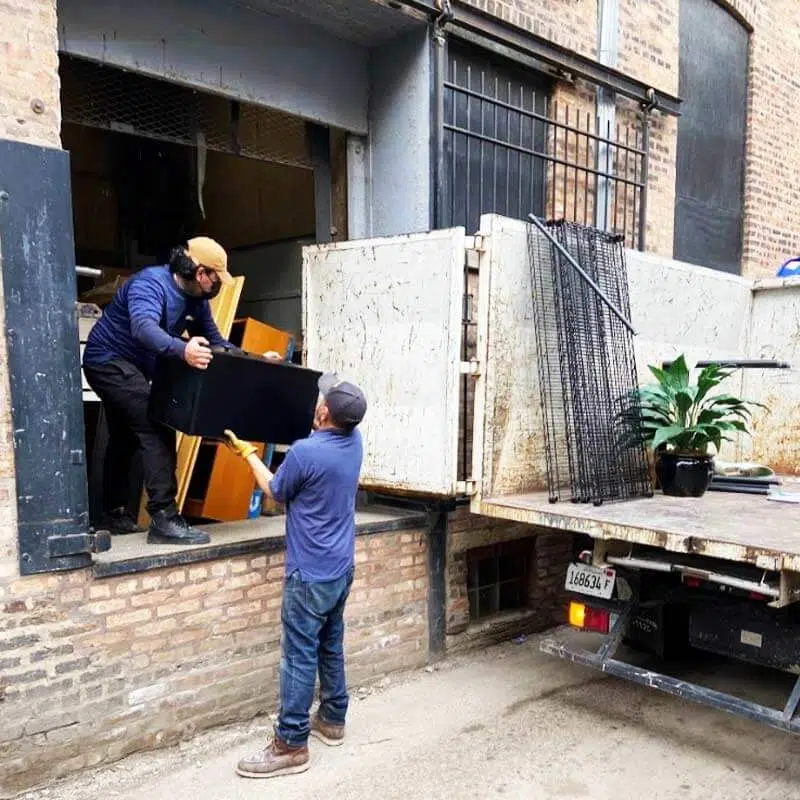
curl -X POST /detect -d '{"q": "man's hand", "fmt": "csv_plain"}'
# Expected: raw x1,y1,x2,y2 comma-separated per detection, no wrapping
184,336,213,370
224,429,258,459
262,351,282,361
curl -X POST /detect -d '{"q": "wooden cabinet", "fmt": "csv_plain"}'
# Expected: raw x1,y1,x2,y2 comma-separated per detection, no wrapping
229,316,293,358
184,439,265,521
183,317,293,522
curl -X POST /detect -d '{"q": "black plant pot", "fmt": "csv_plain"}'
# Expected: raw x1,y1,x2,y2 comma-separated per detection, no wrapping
655,452,714,498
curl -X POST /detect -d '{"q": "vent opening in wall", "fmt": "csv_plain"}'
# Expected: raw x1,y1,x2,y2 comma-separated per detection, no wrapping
466,538,535,620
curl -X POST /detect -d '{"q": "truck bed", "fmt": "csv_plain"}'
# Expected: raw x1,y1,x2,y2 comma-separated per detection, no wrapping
476,484,800,572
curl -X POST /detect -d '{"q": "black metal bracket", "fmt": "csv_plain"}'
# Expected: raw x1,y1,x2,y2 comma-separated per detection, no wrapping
661,359,791,370
48,531,112,559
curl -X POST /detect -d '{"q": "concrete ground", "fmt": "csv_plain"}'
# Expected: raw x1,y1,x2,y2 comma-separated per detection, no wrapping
16,628,800,800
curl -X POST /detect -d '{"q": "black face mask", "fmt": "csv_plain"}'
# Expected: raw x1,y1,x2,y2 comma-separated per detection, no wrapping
202,281,222,300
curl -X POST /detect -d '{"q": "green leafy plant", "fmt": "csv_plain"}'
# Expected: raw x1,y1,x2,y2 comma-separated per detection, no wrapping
633,354,767,456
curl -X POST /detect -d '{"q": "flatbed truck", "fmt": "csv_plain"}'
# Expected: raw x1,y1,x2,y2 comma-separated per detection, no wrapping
487,486,800,731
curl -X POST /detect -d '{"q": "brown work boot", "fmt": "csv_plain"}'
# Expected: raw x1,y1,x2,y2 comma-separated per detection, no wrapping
236,736,310,779
310,711,345,747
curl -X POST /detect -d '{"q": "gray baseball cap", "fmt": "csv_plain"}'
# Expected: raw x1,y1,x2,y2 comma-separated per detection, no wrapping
318,373,368,427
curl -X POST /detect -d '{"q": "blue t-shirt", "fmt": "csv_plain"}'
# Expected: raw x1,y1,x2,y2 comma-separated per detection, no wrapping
83,265,229,378
270,428,363,582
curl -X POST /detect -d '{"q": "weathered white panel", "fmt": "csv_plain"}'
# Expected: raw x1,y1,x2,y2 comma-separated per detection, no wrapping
303,229,465,496
626,250,752,395
471,216,543,504
471,215,755,507
742,279,800,472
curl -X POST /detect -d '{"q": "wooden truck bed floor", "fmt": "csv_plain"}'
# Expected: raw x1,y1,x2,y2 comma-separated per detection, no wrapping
476,483,800,573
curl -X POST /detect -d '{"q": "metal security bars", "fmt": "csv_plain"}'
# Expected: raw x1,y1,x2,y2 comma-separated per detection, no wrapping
441,46,648,250
528,219,652,505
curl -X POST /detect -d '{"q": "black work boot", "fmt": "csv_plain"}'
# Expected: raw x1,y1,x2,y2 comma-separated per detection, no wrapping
101,507,145,536
147,508,210,545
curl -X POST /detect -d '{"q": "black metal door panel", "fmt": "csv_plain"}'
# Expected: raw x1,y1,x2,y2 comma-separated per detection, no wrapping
442,41,550,234
0,139,93,573
674,0,749,274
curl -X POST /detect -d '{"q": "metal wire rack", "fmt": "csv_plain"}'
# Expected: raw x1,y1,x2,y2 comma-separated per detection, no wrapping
528,217,652,505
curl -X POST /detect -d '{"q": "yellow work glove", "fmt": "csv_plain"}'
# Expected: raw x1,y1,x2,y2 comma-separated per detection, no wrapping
224,429,257,459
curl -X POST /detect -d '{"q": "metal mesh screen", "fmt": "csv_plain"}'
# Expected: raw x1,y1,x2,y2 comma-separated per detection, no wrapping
529,219,652,505
60,55,313,169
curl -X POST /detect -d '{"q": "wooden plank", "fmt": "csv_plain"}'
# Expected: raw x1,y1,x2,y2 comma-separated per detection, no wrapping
137,275,245,526
303,229,465,496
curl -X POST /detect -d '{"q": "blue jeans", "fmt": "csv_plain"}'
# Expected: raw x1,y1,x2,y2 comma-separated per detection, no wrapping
276,567,354,747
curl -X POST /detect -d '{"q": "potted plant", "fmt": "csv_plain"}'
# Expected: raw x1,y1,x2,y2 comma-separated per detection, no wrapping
633,355,766,498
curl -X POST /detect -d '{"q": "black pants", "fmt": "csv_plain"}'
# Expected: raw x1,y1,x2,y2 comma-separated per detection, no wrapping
83,359,177,516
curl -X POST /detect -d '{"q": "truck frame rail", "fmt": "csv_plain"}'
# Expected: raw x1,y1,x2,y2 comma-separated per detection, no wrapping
540,599,800,734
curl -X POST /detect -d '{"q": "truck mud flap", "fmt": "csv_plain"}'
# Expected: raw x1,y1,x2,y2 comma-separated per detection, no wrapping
540,603,800,735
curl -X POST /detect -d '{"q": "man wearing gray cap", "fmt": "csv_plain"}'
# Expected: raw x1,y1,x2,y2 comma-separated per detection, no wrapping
224,372,367,779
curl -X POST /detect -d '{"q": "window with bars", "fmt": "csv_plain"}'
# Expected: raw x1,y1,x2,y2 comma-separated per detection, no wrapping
441,41,647,252
466,539,534,620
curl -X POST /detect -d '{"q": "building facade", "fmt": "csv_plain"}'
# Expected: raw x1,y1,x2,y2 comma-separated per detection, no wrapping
1,0,800,794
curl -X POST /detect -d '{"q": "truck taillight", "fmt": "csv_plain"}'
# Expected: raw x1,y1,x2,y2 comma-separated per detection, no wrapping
568,601,610,633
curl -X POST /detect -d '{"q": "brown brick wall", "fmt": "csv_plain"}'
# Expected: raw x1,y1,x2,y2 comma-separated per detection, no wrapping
445,509,573,650
0,0,61,147
737,1,800,277
0,529,429,797
460,0,598,59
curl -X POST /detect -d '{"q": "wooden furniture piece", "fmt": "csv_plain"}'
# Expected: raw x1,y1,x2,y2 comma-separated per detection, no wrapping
229,316,293,360
183,439,266,521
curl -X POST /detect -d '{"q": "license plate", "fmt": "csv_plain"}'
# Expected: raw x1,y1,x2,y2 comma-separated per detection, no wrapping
565,562,616,600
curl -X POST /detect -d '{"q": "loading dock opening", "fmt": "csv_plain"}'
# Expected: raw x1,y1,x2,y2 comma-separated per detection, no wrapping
59,54,341,533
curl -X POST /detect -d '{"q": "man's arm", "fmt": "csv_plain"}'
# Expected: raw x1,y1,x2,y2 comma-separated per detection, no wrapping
224,430,304,503
128,280,187,360
244,452,276,500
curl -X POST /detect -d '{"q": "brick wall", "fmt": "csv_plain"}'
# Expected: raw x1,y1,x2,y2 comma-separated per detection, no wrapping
0,0,61,147
736,0,800,277
445,509,573,651
461,0,598,59
0,528,429,797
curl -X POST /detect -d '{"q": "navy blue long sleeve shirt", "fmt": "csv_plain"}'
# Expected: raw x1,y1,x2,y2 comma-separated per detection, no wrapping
83,265,233,379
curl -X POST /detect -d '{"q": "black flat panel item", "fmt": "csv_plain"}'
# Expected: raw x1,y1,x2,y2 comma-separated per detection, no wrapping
149,350,322,443
0,139,91,574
